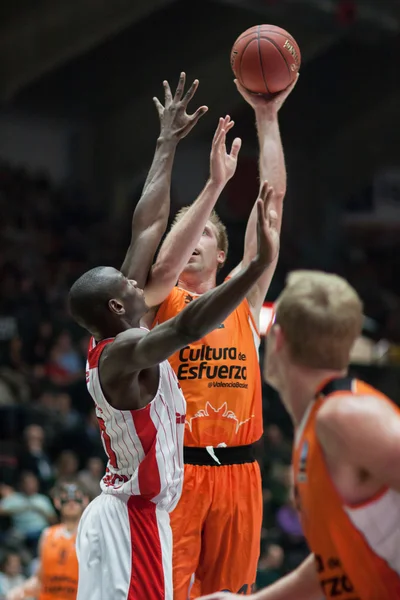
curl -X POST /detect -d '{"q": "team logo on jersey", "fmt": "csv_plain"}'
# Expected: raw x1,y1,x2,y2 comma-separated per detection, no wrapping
186,401,253,443
297,440,309,482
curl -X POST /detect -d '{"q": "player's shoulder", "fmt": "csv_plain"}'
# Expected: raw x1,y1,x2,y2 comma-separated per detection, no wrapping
99,328,147,374
316,390,397,440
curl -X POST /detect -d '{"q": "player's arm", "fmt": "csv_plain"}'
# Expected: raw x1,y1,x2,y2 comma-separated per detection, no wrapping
316,393,400,492
120,72,208,288
198,554,322,600
5,532,45,599
144,116,241,307
105,189,277,373
230,78,297,321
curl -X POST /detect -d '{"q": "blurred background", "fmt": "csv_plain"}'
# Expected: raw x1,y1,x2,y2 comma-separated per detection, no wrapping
1,0,400,595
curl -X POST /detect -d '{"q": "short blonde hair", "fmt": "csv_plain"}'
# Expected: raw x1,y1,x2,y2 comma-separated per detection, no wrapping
172,207,228,268
275,270,363,370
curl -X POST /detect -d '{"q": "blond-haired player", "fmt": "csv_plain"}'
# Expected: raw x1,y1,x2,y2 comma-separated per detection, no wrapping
200,270,400,600
143,78,297,597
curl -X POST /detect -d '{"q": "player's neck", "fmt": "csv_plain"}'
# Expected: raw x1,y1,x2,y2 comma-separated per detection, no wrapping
281,367,346,426
62,519,79,534
178,272,216,295
96,318,137,341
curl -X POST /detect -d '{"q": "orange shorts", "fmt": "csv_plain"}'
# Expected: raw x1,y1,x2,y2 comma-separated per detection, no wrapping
171,460,263,599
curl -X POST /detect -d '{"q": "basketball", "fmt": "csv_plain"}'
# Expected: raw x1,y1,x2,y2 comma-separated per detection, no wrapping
231,25,301,95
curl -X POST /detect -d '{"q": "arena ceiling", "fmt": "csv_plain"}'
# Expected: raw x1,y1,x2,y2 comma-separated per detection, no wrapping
0,0,399,199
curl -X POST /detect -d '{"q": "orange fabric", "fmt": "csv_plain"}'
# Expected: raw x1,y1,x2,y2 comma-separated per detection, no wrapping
293,379,400,600
171,462,262,599
39,525,78,600
153,286,263,447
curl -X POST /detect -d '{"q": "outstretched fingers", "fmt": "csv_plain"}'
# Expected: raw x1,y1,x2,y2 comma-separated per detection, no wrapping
153,96,164,117
173,71,186,102
163,79,173,106
189,105,209,127
229,137,242,159
182,78,199,106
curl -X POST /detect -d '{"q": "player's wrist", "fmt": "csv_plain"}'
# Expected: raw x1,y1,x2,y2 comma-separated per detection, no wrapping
156,134,179,148
207,175,227,192
255,105,278,124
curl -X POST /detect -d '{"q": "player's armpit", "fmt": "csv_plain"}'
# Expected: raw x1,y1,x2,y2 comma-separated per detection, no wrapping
316,394,400,492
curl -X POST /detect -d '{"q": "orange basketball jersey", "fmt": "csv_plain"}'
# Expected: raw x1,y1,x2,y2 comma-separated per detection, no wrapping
153,286,262,447
39,524,78,600
293,377,400,600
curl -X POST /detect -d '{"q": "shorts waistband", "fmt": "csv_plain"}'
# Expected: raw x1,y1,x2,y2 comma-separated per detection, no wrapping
183,444,256,466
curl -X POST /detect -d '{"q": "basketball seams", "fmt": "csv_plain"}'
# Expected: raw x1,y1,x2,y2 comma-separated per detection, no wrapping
237,37,261,90
261,36,292,81
256,25,270,95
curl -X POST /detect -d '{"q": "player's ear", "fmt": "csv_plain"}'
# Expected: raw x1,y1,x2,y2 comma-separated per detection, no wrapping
217,250,225,268
108,299,125,315
54,498,61,511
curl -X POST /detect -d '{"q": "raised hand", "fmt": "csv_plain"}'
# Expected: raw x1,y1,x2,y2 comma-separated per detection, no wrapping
209,115,242,187
235,74,298,114
154,72,208,141
255,181,280,267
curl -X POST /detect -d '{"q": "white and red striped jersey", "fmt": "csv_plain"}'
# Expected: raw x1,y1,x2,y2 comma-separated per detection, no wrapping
86,336,186,512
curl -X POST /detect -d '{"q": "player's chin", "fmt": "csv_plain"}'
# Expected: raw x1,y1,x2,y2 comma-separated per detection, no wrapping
183,261,201,272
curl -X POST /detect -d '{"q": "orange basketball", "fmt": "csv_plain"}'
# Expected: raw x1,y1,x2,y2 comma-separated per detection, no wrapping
231,25,301,95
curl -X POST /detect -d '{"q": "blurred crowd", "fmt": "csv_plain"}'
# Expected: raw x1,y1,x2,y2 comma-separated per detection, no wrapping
0,159,399,596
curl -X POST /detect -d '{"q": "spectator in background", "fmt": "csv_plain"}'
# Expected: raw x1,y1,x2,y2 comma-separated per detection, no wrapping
77,457,103,500
0,472,56,552
45,331,83,387
54,451,79,485
256,545,284,589
27,320,54,367
54,393,80,431
276,490,303,541
18,426,53,491
0,553,27,599
264,424,291,466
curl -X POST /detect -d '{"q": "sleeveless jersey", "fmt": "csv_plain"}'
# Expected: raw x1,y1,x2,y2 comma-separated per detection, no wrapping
153,286,262,447
293,377,400,600
39,525,78,600
86,336,186,512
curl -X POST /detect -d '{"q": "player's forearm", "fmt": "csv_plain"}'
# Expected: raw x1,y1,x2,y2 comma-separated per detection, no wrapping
176,259,265,339
120,137,177,276
254,554,322,600
148,179,225,294
242,114,284,267
255,109,286,198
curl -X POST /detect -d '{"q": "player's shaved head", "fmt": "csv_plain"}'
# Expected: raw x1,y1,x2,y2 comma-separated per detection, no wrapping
68,266,123,333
